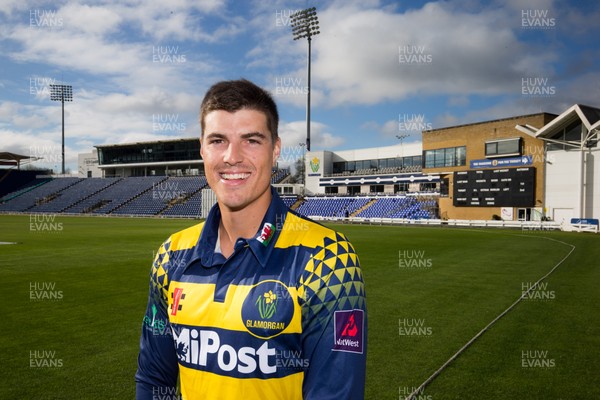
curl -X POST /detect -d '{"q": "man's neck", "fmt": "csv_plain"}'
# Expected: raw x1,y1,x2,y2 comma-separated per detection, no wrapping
218,191,272,257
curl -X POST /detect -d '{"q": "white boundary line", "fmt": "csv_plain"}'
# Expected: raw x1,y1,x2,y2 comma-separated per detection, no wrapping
406,235,576,400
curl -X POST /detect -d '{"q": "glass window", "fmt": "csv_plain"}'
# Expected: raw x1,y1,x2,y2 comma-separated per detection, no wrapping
485,138,520,157
445,149,455,167
425,151,434,168
457,147,466,166
485,142,497,156
565,122,582,141
434,149,445,167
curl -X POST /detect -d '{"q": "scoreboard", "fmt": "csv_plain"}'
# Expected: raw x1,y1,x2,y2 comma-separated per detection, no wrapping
453,167,535,207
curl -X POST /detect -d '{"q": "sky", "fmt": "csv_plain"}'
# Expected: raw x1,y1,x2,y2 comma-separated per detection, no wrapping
1,0,599,174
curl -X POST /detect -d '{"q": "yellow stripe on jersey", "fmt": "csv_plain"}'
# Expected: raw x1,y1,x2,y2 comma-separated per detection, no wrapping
179,364,304,400
274,212,336,249
168,222,205,251
168,281,302,337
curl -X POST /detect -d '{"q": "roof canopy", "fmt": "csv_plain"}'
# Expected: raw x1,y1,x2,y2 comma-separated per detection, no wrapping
0,152,36,167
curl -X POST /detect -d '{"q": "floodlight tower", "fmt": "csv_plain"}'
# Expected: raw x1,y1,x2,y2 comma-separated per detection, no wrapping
290,7,320,151
50,84,73,175
299,141,306,195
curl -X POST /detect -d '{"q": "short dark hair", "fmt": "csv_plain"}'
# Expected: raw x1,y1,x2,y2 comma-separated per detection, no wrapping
200,79,279,141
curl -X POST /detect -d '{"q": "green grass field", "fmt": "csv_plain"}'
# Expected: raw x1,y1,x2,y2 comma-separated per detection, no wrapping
1,215,598,399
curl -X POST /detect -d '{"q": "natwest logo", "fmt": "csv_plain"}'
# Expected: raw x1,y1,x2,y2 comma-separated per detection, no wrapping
333,309,364,354
172,327,277,375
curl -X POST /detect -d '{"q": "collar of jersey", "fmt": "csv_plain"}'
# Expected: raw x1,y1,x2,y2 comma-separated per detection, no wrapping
192,186,286,269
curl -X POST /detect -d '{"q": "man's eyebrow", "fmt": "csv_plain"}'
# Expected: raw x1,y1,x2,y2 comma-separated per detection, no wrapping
204,132,226,139
203,131,268,141
241,132,268,140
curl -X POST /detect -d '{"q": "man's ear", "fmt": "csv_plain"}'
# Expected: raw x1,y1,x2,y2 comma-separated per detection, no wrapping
272,137,281,167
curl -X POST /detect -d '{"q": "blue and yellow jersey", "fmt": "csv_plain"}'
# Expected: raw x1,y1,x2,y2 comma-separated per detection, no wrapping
135,188,367,399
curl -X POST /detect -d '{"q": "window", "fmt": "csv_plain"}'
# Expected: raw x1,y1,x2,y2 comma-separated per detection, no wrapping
423,146,466,168
485,138,521,158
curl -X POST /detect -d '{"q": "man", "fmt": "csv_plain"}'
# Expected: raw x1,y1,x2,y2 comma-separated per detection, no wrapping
135,79,367,399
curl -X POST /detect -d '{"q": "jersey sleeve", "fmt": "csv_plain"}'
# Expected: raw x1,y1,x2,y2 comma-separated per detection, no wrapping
298,231,367,400
135,239,180,400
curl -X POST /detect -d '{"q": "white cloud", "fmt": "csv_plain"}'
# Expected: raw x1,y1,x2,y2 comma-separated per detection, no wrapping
276,120,345,167
311,2,556,106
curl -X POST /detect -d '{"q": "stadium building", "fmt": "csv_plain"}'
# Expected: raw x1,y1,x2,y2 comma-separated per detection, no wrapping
422,112,556,221
304,142,437,195
528,104,600,223
1,103,599,227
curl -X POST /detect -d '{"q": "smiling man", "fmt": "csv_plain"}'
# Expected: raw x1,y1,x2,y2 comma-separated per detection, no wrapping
135,79,367,400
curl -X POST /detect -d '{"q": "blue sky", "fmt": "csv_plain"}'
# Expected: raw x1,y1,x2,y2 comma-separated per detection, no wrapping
1,0,599,173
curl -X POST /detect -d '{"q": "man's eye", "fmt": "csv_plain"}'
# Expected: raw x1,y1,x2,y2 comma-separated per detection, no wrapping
209,139,224,144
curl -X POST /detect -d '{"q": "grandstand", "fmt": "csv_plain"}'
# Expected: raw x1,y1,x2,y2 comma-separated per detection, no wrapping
0,176,208,218
3,102,598,227
0,174,438,220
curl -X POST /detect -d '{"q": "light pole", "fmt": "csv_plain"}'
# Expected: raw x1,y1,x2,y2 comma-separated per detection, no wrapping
299,142,306,195
396,134,409,169
50,84,73,175
290,7,320,152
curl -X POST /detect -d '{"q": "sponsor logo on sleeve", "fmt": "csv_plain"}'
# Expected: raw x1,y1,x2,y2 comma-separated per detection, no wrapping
333,309,364,354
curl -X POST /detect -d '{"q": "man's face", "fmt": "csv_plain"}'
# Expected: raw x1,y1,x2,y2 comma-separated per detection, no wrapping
200,109,281,213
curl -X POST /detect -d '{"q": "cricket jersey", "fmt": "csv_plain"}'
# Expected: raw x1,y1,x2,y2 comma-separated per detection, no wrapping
135,188,367,399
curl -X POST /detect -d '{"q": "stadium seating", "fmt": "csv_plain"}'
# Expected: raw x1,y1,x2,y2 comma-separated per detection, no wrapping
271,168,290,184
29,178,120,213
295,197,371,218
113,176,207,216
0,175,437,220
356,197,436,219
0,177,82,212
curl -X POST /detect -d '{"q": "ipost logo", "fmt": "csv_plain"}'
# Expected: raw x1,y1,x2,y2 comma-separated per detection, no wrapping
241,280,294,339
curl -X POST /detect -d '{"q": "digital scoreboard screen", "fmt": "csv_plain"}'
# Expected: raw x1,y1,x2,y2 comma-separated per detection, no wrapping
453,167,535,207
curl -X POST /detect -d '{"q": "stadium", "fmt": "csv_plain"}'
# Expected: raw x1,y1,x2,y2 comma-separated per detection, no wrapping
1,103,599,399
2,103,599,230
